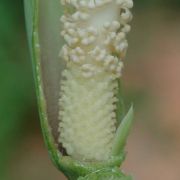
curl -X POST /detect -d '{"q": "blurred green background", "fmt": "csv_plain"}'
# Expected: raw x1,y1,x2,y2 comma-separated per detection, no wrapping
0,0,180,179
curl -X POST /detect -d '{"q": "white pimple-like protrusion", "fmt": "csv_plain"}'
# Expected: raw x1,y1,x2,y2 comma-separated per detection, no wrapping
67,29,76,36
72,11,90,21
87,26,97,35
76,47,84,54
71,55,79,63
72,12,81,21
104,56,114,67
121,8,132,22
81,13,90,20
89,36,96,43
64,22,75,29
125,0,133,8
117,32,126,39
116,0,133,8
110,32,116,39
116,0,125,5
78,29,86,37
82,71,94,78
60,15,69,23
111,21,121,30
116,41,128,52
81,38,90,45
88,1,96,9
96,50,106,61
104,22,111,28
79,1,87,8
122,24,131,33
96,0,103,7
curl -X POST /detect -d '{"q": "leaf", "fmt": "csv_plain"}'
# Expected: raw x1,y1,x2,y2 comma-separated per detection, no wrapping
111,105,134,156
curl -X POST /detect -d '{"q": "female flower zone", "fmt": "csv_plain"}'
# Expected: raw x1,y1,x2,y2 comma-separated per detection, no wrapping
58,0,133,162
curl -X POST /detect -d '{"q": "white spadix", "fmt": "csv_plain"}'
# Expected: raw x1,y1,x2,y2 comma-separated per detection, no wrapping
58,0,133,161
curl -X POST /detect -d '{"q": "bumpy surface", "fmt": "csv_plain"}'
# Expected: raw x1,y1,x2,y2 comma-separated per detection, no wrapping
58,0,133,161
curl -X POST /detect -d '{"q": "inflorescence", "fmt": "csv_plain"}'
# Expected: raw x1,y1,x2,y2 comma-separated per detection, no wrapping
58,0,133,161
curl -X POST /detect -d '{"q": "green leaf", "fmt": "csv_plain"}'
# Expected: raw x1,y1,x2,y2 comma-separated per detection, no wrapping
112,105,134,156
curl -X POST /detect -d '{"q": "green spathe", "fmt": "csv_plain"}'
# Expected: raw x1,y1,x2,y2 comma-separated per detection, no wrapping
24,0,134,179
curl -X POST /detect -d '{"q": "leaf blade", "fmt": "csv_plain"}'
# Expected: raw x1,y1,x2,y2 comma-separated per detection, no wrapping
112,105,134,156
